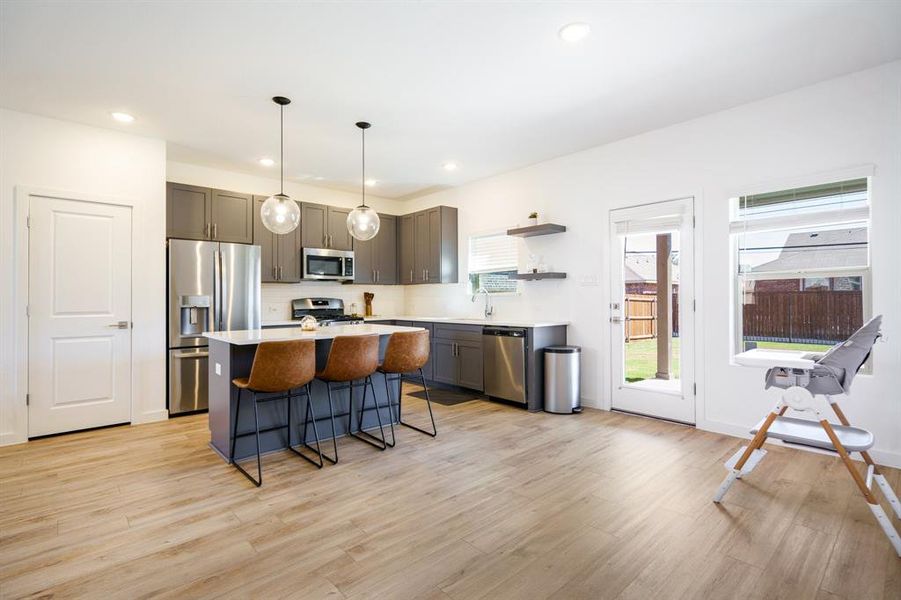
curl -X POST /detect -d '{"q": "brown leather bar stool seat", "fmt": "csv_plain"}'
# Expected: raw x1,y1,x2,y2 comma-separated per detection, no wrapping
229,339,323,487
315,334,388,462
378,329,436,443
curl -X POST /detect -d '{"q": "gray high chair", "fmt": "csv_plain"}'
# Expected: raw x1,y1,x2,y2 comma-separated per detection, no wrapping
714,315,900,557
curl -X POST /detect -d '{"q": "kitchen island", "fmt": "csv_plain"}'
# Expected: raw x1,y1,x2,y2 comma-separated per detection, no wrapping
204,324,424,462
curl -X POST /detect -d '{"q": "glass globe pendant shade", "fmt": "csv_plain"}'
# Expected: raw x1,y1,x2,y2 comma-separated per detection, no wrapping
260,193,300,234
346,204,380,241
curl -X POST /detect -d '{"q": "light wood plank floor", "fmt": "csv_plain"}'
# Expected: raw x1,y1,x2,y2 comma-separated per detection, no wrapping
1,385,899,599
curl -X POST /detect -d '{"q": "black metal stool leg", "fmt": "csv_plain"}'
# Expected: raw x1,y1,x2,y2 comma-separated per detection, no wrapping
320,382,338,464
398,369,437,437
287,385,324,469
349,375,388,450
232,389,263,487
229,387,242,464
382,373,398,448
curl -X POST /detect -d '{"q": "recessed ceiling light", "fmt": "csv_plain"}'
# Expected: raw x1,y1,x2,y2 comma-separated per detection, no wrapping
258,157,275,167
442,162,458,171
558,22,590,43
111,112,135,123
365,178,378,187
314,176,325,181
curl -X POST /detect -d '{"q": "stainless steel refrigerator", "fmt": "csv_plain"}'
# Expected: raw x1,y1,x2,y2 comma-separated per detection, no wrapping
167,239,261,415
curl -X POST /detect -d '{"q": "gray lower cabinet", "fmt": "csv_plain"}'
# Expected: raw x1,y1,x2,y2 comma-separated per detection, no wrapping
253,195,301,283
431,324,483,391
395,320,433,380
400,206,458,284
166,182,253,244
354,214,397,284
301,202,353,250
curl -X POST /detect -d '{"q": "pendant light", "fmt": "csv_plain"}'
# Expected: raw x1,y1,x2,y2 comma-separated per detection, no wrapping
260,96,300,234
346,121,381,241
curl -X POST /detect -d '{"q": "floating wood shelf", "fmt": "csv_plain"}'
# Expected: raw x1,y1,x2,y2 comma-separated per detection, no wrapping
511,272,567,281
506,223,566,237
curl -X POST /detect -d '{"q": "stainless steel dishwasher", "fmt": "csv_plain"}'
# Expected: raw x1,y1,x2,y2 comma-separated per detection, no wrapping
483,326,527,404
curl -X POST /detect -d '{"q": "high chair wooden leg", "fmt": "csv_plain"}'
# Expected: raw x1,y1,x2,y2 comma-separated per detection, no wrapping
820,419,901,557
829,401,901,519
714,409,779,503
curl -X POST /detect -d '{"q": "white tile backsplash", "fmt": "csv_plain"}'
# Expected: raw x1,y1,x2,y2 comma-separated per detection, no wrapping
261,283,406,320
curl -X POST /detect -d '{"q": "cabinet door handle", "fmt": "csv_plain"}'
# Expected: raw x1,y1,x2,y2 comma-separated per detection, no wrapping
212,223,218,239
204,223,210,238
376,270,380,283
410,269,413,282
278,266,283,280
272,266,277,280
426,268,429,281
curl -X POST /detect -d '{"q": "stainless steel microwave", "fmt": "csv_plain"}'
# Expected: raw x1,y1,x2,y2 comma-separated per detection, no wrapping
302,248,354,281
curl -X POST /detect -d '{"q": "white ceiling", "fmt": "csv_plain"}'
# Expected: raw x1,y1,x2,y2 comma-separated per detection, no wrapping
2,1,900,199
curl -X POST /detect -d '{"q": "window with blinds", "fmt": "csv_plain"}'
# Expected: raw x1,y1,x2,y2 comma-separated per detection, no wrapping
730,177,872,356
468,232,519,294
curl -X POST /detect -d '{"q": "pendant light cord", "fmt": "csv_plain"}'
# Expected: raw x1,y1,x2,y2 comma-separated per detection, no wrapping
280,104,284,195
361,126,366,207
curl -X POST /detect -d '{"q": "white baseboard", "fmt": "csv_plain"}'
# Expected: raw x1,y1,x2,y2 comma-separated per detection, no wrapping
0,431,27,446
133,409,169,424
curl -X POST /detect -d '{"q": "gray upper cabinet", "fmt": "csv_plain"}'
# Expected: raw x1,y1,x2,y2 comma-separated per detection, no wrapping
399,214,415,284
301,202,328,248
400,206,458,284
327,206,353,251
352,213,397,285
253,195,301,283
210,189,253,244
352,232,375,285
166,182,253,244
301,202,353,250
375,214,397,284
167,183,210,241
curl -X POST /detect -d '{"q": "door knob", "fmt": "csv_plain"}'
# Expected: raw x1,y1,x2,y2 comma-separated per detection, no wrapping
610,316,623,324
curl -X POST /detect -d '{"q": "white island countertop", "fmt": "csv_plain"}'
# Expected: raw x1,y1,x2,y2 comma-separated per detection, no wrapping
205,323,424,346
362,316,569,328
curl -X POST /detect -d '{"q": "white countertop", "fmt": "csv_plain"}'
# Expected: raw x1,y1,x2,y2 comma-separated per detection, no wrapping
205,323,424,346
363,316,570,328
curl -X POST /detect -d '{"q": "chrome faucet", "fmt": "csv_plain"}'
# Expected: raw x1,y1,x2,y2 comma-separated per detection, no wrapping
471,287,494,319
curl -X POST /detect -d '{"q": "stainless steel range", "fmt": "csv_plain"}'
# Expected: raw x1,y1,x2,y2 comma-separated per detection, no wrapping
291,298,363,326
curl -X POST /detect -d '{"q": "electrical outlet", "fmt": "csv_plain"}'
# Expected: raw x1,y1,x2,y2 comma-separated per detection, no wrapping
215,363,221,376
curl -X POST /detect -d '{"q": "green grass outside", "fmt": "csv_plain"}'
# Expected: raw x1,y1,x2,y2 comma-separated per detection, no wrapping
625,338,680,383
623,339,835,383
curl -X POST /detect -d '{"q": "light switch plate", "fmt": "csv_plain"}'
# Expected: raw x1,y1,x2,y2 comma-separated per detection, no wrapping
215,363,221,376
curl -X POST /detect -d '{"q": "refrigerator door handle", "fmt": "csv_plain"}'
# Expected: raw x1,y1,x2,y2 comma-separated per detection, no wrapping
213,249,222,331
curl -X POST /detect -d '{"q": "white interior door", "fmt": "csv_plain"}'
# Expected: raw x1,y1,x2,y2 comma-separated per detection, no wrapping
28,195,133,437
609,198,695,424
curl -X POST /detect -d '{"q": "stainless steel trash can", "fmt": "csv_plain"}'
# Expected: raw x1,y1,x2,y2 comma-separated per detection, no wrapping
544,346,581,414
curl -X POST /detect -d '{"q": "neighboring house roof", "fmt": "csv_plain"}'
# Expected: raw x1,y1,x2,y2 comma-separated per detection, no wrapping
754,227,867,272
623,253,680,284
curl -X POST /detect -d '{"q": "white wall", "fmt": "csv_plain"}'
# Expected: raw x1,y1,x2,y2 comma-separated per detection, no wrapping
402,61,901,466
0,109,168,444
166,161,407,319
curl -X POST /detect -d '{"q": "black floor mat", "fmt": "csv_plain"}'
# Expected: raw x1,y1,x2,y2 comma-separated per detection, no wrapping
408,388,484,406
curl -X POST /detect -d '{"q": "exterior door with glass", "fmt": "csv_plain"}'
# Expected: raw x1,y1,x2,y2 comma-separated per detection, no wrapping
609,198,695,424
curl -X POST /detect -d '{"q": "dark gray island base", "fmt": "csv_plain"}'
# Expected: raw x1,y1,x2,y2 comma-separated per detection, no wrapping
206,325,423,462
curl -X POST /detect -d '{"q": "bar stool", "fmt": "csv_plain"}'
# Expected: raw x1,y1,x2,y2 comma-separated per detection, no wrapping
315,334,388,462
229,339,322,487
379,329,436,445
